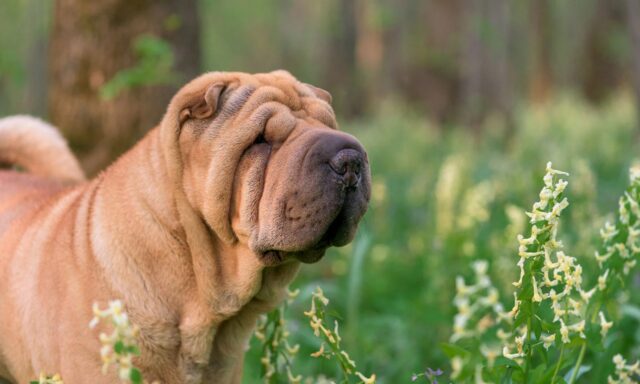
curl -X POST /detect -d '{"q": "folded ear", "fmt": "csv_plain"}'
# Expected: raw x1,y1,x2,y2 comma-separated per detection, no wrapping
304,83,332,104
178,83,226,125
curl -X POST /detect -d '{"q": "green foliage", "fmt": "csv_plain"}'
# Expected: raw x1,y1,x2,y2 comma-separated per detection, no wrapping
254,290,303,383
244,95,640,383
90,300,144,383
446,161,640,383
303,287,376,384
100,34,178,100
255,288,375,383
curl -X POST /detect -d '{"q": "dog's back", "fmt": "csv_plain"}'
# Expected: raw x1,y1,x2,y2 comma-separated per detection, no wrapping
0,116,85,246
0,116,93,382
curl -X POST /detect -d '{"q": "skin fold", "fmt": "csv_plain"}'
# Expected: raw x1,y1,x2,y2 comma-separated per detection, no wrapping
0,71,370,383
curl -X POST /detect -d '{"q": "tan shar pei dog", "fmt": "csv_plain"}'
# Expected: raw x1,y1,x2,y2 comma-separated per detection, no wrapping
0,71,370,383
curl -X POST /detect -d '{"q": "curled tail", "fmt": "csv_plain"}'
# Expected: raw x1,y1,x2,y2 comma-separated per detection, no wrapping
0,115,85,182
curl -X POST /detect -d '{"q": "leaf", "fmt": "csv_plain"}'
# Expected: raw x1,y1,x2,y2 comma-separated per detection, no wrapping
114,340,125,354
127,345,141,355
563,365,591,383
536,343,549,365
130,367,143,384
500,366,514,384
440,343,470,359
540,318,557,333
532,315,543,340
99,34,177,100
622,304,640,321
494,356,523,372
529,364,546,383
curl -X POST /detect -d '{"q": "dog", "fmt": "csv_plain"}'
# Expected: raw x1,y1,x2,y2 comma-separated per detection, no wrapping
0,71,370,383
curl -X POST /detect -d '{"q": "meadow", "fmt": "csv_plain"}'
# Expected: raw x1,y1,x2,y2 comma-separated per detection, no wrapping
239,94,640,383
5,1,640,383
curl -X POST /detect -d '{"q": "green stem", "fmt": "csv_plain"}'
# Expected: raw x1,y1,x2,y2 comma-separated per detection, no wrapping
568,343,587,384
566,308,599,384
523,316,533,384
550,344,565,384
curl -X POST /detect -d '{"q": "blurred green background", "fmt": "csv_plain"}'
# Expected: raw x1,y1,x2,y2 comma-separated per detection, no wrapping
2,0,640,382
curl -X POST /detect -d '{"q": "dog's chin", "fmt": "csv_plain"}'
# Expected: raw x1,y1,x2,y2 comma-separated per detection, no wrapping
254,203,363,266
259,247,327,266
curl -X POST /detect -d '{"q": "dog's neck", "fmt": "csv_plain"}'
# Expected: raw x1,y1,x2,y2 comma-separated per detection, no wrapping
89,128,259,314
88,128,300,382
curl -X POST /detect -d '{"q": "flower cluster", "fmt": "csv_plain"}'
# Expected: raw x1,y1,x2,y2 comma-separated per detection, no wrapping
458,181,495,231
502,163,595,358
255,289,303,384
588,166,640,382
458,181,496,257
608,354,640,384
451,261,502,343
435,156,464,239
446,162,604,383
593,165,640,295
447,259,509,381
446,162,640,383
89,300,142,383
30,373,64,384
304,287,376,384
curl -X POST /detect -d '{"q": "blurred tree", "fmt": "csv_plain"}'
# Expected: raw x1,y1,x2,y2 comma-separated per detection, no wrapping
48,0,201,174
529,0,553,104
625,0,640,127
0,0,633,138
396,0,463,123
459,0,513,129
324,0,365,117
580,0,626,103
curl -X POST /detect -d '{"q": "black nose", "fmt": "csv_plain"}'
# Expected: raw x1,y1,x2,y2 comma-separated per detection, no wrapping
329,148,362,188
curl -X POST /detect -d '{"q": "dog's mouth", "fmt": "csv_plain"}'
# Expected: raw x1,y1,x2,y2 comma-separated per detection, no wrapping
260,247,326,266
258,212,347,266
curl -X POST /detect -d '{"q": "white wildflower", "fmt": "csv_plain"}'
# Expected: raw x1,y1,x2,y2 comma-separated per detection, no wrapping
599,311,613,338
541,334,556,350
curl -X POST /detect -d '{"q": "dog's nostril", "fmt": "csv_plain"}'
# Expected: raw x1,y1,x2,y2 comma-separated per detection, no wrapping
332,163,347,175
329,149,362,185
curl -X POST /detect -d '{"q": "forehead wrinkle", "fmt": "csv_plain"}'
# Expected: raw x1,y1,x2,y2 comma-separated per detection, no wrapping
253,74,305,108
188,84,256,139
215,74,338,131
300,97,337,129
218,85,257,122
230,85,291,124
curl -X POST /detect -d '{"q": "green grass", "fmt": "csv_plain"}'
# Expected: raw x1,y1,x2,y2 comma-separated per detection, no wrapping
243,93,640,383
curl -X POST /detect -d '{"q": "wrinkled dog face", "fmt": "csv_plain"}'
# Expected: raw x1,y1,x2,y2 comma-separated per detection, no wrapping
177,71,370,265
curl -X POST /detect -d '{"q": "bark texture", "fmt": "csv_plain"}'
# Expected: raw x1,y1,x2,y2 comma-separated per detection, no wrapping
48,0,201,175
626,0,640,128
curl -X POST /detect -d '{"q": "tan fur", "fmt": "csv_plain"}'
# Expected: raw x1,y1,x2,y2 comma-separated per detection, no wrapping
0,71,370,383
0,115,85,182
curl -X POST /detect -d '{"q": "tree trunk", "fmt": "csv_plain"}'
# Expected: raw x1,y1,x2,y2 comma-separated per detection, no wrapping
529,0,553,104
324,0,364,117
488,0,512,118
625,0,640,128
397,0,463,123
581,0,625,103
48,0,201,175
460,0,484,126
